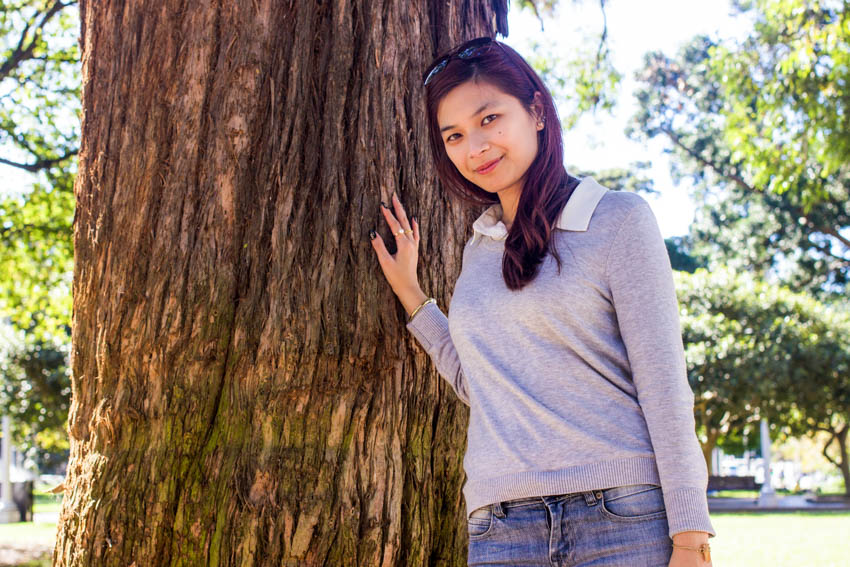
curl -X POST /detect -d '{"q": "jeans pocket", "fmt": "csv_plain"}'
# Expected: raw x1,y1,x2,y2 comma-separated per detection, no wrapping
467,504,494,538
598,484,667,522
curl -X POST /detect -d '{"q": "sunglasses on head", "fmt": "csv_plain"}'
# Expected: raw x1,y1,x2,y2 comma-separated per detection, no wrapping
422,36,499,86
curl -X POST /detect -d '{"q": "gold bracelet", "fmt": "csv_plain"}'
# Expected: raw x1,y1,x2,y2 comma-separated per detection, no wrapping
408,297,436,322
672,542,711,562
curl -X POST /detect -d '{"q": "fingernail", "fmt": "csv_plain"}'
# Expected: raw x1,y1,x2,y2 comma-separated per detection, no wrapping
381,201,388,209
369,228,377,239
412,215,417,223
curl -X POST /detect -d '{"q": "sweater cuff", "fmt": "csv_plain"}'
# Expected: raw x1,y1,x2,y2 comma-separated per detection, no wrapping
405,301,449,350
664,487,716,539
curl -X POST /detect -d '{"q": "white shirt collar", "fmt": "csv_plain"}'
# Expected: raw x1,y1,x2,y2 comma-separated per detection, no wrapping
470,176,609,244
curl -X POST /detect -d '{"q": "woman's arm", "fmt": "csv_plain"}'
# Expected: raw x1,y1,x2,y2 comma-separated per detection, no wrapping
368,195,470,405
401,285,471,406
605,197,716,540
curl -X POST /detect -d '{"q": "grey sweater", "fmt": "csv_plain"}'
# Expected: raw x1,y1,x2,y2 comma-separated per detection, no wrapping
405,176,715,539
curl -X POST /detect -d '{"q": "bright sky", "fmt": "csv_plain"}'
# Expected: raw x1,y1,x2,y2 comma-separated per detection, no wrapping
506,0,753,237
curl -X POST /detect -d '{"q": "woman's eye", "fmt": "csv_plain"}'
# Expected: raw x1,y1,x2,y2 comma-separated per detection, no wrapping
445,115,497,143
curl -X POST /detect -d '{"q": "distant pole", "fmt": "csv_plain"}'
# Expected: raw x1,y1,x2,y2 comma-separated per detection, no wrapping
758,418,778,505
0,414,19,522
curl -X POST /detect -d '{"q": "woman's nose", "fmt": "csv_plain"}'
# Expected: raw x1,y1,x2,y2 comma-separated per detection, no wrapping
467,132,490,157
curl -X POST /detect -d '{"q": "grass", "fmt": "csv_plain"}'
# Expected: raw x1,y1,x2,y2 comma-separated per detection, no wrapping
0,521,55,567
32,494,62,515
709,511,850,567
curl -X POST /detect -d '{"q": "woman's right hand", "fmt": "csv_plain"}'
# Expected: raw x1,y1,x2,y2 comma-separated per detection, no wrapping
369,192,421,298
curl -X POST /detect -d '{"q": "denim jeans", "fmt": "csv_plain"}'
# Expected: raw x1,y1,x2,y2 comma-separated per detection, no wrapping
467,484,673,566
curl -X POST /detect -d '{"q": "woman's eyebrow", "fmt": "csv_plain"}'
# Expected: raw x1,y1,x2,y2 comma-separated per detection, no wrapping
439,101,498,133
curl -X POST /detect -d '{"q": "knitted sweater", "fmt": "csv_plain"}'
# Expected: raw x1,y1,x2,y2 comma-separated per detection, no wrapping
405,176,715,539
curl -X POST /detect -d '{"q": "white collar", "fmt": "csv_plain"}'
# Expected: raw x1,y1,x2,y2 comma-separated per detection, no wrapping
470,176,609,244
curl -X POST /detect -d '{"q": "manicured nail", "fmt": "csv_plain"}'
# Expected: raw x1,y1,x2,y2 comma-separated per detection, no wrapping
381,201,388,209
369,228,377,239
412,215,417,223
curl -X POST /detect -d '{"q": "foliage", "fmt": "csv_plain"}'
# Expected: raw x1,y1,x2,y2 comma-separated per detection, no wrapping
513,0,621,130
0,324,71,470
0,0,79,342
0,0,79,474
629,0,849,301
676,266,850,488
665,234,709,274
523,34,621,131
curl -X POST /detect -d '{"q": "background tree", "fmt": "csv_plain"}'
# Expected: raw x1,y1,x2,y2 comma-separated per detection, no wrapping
630,0,849,487
629,0,849,301
0,0,79,341
0,326,71,472
676,267,850,492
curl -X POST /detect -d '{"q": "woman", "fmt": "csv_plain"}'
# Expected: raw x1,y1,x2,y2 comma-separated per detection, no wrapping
368,36,715,567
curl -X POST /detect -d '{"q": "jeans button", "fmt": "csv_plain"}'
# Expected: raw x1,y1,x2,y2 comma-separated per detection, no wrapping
595,491,603,499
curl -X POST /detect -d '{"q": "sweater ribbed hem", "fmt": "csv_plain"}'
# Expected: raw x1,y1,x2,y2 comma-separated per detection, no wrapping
464,455,714,539
405,300,448,350
663,486,716,539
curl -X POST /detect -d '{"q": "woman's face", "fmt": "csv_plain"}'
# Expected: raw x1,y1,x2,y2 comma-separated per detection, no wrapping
436,80,543,199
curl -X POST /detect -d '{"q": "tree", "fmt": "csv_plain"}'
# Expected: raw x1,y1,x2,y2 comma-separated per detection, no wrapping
629,0,849,301
0,324,71,471
52,1,521,565
0,0,78,494
676,267,850,491
0,0,79,342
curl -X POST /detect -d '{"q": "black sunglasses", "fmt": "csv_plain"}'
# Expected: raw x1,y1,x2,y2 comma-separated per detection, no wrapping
422,36,499,86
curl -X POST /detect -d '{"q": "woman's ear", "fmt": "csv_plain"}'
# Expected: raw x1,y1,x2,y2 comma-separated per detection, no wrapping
531,91,545,128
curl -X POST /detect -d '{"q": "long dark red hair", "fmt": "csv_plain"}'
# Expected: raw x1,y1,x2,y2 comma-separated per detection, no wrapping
423,37,581,291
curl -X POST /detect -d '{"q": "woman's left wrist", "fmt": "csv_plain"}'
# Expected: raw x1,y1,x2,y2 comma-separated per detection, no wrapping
671,531,710,545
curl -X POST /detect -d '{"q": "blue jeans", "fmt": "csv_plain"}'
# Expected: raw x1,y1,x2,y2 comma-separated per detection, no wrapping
467,484,673,566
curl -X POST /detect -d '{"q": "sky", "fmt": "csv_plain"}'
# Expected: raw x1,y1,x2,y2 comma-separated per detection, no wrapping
0,1,755,239
506,0,754,237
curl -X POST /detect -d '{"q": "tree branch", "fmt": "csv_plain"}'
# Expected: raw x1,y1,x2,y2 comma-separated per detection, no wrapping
0,1,72,82
822,430,840,469
596,0,608,68
0,149,78,172
660,126,850,255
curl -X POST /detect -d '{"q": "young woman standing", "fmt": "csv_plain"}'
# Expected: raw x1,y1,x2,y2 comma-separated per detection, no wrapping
368,36,715,567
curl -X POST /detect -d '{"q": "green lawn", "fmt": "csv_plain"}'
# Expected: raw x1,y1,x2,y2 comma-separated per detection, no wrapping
710,511,850,567
32,494,62,514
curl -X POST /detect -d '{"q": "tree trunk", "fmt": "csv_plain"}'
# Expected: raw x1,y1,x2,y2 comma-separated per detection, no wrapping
833,425,849,497
700,428,720,474
59,1,508,565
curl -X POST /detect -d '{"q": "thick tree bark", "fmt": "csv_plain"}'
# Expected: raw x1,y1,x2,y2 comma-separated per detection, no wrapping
58,1,508,565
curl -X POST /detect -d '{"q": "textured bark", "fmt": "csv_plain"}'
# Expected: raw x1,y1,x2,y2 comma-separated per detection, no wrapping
59,1,508,565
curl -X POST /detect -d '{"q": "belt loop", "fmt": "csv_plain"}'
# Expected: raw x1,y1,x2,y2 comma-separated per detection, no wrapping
493,501,506,518
583,490,601,506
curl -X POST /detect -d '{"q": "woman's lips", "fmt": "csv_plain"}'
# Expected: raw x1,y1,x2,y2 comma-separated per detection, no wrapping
476,156,502,174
